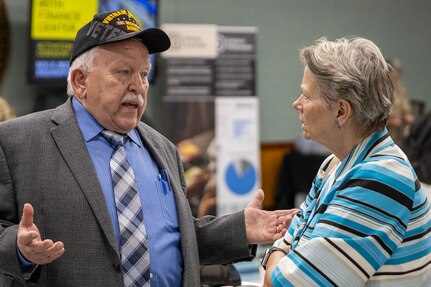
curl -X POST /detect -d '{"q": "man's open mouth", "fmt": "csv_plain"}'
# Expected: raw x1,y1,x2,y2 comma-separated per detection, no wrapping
122,102,139,109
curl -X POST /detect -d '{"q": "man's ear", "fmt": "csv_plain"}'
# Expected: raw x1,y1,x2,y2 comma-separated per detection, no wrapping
70,68,87,100
336,99,352,128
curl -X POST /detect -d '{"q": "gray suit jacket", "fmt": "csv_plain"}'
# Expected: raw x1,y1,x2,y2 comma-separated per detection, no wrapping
0,98,254,287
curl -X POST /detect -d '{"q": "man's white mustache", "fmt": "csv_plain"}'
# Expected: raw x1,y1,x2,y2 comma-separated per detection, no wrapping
120,93,145,108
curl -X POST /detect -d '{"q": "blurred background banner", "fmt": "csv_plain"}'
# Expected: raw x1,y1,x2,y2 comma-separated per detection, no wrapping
216,97,260,216
161,24,259,216
215,26,259,216
161,24,217,146
161,23,218,59
216,26,257,97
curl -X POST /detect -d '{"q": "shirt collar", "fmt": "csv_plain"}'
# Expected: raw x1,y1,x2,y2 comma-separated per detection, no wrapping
72,97,142,147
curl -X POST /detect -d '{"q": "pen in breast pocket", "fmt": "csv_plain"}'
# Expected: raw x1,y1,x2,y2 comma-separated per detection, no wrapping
159,169,172,194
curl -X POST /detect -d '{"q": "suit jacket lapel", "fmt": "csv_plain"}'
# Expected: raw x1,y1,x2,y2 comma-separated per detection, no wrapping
50,98,119,256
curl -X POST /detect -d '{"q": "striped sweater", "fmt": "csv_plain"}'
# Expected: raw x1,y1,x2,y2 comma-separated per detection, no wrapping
272,129,431,286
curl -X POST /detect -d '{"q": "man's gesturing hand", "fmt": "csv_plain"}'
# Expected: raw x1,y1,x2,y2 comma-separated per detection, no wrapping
244,189,299,244
17,203,65,265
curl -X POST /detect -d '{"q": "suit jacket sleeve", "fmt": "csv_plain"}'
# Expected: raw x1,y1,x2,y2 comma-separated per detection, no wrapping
0,134,30,286
172,140,256,265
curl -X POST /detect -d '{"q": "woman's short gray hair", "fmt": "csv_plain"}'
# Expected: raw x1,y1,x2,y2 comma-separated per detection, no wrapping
66,47,100,96
300,37,394,136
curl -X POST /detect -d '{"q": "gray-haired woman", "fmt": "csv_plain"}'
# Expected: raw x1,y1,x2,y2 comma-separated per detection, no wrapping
263,37,430,287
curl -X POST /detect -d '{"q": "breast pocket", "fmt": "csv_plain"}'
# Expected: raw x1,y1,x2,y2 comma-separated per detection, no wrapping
155,180,180,231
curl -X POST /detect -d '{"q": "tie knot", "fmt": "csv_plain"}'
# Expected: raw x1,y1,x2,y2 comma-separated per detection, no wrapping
101,130,125,147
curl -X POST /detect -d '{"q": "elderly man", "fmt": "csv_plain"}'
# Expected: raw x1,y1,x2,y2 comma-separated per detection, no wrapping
0,9,296,287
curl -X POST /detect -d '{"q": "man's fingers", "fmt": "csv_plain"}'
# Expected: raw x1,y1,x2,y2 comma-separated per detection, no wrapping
47,241,64,252
276,212,299,233
21,239,65,265
46,241,65,259
41,239,54,250
37,240,65,264
23,239,53,255
274,208,300,217
20,203,34,229
19,230,38,245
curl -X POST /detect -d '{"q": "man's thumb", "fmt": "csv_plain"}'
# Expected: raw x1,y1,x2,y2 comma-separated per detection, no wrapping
248,189,264,209
20,203,34,228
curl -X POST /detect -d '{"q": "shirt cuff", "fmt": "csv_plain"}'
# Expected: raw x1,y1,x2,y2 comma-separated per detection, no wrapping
16,246,36,273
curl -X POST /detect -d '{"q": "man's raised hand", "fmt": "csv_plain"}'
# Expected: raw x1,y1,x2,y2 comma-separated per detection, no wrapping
17,203,65,265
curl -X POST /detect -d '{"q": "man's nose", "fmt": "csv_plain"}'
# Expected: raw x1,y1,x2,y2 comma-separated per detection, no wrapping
129,73,146,94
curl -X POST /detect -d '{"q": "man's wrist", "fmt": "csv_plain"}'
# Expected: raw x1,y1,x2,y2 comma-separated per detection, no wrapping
17,245,36,272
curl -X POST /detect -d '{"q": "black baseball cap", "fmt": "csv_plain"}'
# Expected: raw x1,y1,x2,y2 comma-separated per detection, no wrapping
69,9,170,65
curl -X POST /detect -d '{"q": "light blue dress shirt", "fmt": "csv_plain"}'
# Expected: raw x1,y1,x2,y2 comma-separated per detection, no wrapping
72,98,183,286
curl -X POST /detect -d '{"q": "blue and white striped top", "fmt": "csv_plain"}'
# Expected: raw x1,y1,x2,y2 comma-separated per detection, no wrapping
272,129,431,286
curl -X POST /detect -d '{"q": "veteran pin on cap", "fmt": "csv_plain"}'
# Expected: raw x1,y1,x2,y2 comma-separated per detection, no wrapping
69,9,170,65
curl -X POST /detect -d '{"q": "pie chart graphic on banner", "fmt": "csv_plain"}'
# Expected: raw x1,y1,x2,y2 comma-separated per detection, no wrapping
225,159,257,195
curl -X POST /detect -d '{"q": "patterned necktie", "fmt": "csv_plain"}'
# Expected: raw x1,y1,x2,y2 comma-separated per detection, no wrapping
101,130,151,287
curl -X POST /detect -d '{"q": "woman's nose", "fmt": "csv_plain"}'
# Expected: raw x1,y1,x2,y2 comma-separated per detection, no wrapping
292,96,302,110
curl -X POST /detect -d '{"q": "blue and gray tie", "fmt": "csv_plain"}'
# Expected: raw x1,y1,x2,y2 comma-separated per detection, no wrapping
102,130,151,287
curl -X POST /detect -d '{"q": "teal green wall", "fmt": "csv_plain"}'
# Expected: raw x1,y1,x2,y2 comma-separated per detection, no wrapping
2,0,431,142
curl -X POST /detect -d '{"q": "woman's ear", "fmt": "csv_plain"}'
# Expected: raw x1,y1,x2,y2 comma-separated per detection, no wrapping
336,99,352,128
70,68,87,100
